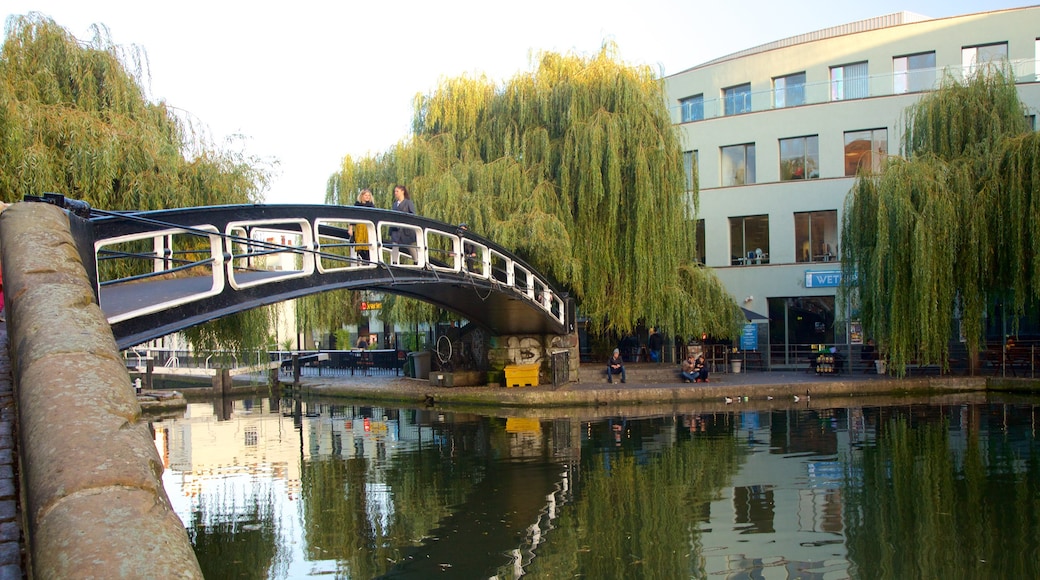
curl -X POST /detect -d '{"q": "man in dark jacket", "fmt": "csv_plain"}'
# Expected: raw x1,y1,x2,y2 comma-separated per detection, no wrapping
648,327,664,362
607,348,627,384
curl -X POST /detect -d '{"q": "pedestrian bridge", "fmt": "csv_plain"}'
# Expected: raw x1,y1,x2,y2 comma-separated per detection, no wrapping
46,195,571,349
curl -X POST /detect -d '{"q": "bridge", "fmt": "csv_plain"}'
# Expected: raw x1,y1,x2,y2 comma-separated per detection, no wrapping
0,197,581,578
40,194,572,350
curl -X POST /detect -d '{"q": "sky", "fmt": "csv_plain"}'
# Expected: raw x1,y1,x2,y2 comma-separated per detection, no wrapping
4,0,1032,205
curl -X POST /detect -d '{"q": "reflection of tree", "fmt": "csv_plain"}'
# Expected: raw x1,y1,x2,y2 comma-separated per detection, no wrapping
781,157,818,180
299,441,480,578
845,416,1040,577
523,428,742,578
189,480,280,579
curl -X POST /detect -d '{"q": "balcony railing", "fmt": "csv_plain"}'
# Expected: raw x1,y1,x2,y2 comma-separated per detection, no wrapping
673,59,1038,123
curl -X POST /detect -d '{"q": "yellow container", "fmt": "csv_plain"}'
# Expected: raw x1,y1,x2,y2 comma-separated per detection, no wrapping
505,363,540,387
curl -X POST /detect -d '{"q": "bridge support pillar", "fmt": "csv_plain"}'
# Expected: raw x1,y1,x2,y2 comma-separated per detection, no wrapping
489,330,580,385
212,368,231,396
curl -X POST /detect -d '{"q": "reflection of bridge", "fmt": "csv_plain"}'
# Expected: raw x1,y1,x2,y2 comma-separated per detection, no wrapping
48,196,572,349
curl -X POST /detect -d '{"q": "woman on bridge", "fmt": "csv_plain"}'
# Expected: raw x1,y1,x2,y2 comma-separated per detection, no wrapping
352,188,375,261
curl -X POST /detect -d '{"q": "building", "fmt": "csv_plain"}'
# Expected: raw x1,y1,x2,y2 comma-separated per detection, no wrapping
664,6,1040,366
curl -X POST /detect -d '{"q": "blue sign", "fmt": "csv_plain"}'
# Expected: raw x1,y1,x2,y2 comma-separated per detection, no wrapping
805,270,842,288
740,323,758,351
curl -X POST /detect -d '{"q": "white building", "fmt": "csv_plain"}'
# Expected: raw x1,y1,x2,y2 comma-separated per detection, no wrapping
664,6,1040,365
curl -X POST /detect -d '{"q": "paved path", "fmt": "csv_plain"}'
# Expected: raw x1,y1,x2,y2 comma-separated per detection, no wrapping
289,362,993,414
0,322,23,579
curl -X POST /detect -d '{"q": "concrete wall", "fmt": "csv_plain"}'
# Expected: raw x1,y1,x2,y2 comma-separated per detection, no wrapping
0,203,202,578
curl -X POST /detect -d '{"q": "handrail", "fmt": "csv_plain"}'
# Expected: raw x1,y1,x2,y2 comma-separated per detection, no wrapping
672,59,1038,123
81,204,569,338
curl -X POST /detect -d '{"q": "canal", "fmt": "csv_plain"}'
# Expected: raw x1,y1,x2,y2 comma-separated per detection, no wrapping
151,396,1040,579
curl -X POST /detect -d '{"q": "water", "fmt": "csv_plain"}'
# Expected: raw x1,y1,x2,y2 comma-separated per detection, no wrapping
152,396,1040,579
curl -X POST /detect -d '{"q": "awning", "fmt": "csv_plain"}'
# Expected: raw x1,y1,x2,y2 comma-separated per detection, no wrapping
741,307,768,322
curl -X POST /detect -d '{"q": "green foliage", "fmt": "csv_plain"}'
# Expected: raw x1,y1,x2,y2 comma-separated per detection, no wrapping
181,305,275,360
842,68,1036,374
845,416,1040,578
0,14,275,354
327,43,743,339
0,14,269,206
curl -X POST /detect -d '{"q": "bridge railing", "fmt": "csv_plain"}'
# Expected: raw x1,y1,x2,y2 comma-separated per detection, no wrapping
90,205,567,330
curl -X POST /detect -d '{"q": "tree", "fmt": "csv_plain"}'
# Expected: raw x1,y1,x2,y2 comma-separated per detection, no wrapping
841,67,1034,374
326,43,744,341
0,14,274,354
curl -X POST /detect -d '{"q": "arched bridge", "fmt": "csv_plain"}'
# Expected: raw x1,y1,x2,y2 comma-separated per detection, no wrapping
45,196,572,350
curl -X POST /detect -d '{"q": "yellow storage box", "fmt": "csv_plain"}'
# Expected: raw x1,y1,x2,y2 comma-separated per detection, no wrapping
504,363,540,387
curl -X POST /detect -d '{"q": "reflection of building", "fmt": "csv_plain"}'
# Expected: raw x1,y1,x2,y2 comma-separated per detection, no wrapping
155,400,303,500
696,410,852,574
664,6,1040,359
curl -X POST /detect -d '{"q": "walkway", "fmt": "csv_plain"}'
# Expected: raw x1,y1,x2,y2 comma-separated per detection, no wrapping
290,361,992,413
0,322,23,579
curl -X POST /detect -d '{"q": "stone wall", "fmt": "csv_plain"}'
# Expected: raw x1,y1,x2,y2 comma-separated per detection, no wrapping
489,331,581,385
0,203,202,578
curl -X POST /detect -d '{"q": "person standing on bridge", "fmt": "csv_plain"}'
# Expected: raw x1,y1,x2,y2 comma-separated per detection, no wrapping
350,188,375,261
390,184,417,264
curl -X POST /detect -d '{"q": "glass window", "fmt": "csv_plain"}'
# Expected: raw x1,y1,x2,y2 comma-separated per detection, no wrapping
894,52,936,93
680,94,704,122
962,42,1008,77
830,61,868,101
729,215,769,266
695,219,706,265
844,128,888,176
794,210,838,263
768,296,836,345
723,83,752,116
773,72,806,108
683,150,698,190
779,136,819,181
721,143,756,186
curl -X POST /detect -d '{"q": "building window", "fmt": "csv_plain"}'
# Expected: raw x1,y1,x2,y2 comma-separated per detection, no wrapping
830,61,868,100
729,215,769,266
795,210,838,263
779,136,819,181
723,83,752,116
773,72,806,108
682,150,698,190
962,42,1008,77
894,51,936,94
680,94,704,122
844,128,888,176
695,219,706,265
721,143,756,186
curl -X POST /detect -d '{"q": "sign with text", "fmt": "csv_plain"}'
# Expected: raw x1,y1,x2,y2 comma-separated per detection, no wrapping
805,270,842,288
740,323,758,351
360,301,382,311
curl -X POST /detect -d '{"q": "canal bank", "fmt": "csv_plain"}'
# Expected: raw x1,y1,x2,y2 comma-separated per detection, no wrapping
0,202,203,579
289,363,1011,410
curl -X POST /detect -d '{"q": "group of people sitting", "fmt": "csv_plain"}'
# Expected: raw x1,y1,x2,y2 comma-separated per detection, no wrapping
681,353,710,383
606,349,709,384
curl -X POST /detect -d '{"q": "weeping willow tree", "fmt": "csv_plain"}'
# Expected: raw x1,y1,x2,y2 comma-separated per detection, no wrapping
0,15,275,355
326,43,744,339
842,67,1036,374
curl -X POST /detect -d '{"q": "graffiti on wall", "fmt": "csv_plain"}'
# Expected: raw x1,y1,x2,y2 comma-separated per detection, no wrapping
506,336,543,365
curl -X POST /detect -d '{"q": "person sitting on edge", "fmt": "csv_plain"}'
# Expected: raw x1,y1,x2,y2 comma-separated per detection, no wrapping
680,353,698,383
607,348,627,384
693,355,710,382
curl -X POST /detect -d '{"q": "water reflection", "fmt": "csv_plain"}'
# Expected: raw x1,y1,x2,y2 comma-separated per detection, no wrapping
152,397,1040,579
